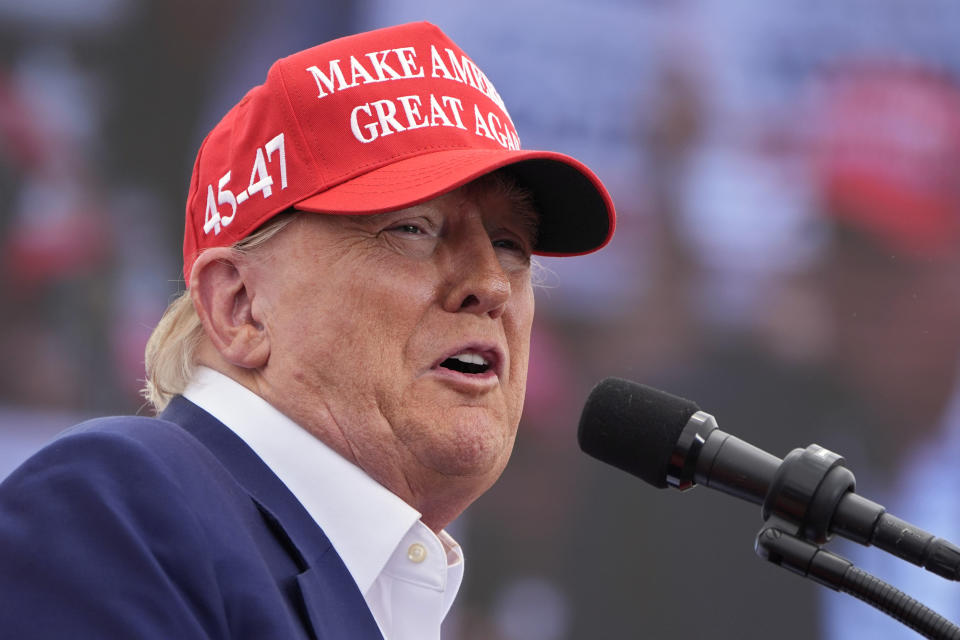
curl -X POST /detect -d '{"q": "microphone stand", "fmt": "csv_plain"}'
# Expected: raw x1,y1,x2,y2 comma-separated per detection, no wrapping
753,444,960,640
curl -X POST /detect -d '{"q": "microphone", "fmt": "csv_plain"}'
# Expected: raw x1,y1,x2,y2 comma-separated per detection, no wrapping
578,377,960,581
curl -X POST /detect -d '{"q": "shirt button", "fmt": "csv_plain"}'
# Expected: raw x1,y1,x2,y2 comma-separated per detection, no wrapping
407,543,427,563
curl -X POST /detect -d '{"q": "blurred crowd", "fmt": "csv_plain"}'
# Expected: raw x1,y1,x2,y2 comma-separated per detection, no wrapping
2,0,960,638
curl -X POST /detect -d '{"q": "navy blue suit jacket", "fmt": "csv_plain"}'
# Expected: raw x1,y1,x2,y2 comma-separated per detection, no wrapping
0,396,383,639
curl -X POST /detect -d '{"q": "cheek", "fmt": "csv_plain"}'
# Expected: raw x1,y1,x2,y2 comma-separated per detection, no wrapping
512,281,535,349
506,287,535,403
345,269,435,354
292,269,436,379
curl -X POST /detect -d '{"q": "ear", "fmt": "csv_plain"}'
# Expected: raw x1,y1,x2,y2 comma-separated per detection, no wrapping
190,248,270,369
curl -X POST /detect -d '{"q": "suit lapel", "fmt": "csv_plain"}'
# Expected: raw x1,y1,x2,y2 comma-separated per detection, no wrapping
160,397,382,640
297,552,384,640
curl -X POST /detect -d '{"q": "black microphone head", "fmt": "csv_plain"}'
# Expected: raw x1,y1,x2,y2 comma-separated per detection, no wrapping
578,377,700,488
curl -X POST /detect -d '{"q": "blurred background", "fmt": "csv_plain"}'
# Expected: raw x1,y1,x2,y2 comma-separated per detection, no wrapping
2,0,960,638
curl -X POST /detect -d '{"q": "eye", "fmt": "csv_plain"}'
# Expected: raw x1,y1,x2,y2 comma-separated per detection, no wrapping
390,223,426,235
492,235,533,262
379,217,440,259
492,228,533,253
493,238,521,250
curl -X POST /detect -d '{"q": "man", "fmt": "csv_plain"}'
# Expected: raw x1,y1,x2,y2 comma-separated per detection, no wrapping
0,22,614,640
813,63,960,637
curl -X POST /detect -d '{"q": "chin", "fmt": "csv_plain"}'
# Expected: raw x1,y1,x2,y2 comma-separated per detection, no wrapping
425,415,517,480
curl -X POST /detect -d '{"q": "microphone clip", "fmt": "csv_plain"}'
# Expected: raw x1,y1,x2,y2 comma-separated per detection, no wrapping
753,443,859,588
751,442,856,585
753,445,960,640
761,444,856,545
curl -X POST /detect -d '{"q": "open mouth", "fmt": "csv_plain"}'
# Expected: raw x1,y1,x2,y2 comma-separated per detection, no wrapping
438,352,494,375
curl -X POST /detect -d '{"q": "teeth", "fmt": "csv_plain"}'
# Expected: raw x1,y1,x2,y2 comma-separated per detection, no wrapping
451,352,489,366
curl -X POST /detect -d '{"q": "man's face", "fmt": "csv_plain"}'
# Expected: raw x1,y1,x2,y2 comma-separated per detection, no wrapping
250,177,537,521
823,225,960,429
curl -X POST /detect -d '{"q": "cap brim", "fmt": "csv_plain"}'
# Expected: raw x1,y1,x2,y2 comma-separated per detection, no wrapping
292,148,615,256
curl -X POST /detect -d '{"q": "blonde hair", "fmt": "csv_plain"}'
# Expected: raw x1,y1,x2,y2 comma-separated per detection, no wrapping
142,214,297,413
142,170,538,414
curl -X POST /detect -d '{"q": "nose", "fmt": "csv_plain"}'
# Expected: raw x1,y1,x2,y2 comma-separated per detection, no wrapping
441,228,512,319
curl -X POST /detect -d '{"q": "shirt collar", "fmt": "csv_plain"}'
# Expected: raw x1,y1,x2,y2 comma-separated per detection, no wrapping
182,366,461,595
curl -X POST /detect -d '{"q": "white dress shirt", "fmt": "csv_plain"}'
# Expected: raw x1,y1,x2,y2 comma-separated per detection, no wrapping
183,367,464,640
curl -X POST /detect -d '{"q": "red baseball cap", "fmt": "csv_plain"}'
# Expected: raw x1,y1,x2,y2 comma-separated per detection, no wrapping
182,21,616,284
814,62,960,257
